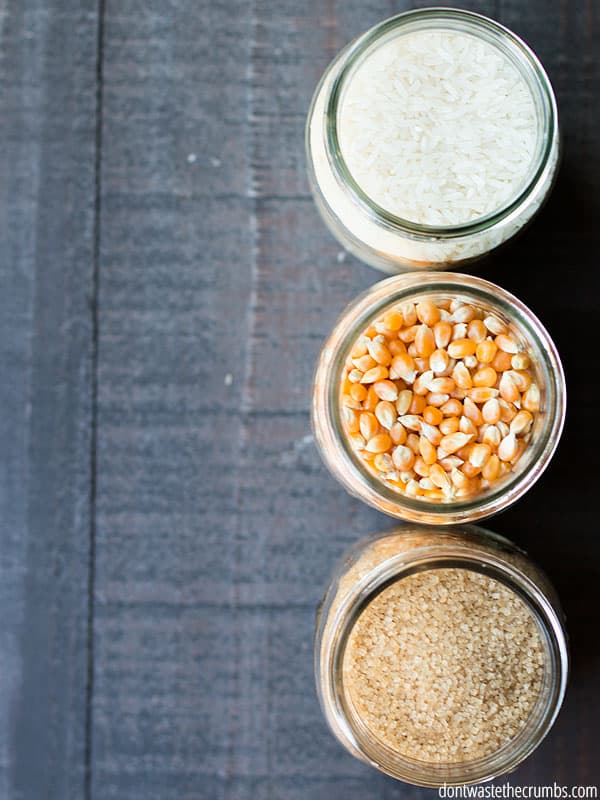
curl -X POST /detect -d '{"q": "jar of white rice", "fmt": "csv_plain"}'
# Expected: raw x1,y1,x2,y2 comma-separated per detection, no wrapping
306,8,560,272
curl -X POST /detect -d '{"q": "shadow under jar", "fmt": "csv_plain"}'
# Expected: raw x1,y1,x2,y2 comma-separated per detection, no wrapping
306,8,560,273
315,526,569,786
312,273,566,524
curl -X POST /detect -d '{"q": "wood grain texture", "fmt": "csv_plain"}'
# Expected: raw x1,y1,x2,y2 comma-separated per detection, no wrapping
0,1,99,798
1,0,599,798
93,0,600,797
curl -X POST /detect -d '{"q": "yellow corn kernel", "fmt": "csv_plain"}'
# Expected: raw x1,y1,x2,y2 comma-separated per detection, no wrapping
373,379,399,401
367,339,392,366
415,325,436,358
420,422,442,446
468,387,499,403
484,315,508,336
360,365,389,384
359,411,379,441
348,432,366,451
498,432,518,462
450,468,470,490
410,394,427,415
522,383,541,413
463,397,483,426
373,453,393,472
495,333,520,354
510,409,533,436
492,350,513,372
429,462,452,491
401,302,417,327
396,389,413,416
350,337,369,359
365,432,392,454
426,392,450,407
434,320,453,349
467,319,487,342
506,369,532,392
459,416,478,437
390,353,416,383
462,461,482,478
440,398,463,417
452,304,477,323
469,443,491,468
511,352,530,370
342,407,360,434
352,354,376,372
430,348,450,374
399,324,419,343
364,385,379,412
419,435,438,466
375,400,396,430
482,454,501,481
389,339,408,357
473,366,497,388
413,456,431,478
439,431,474,456
482,398,501,425
406,433,421,454
416,300,441,327
428,377,456,394
498,399,518,423
482,425,501,449
411,371,431,398
475,339,498,364
389,422,407,446
392,445,414,470
440,416,460,435
423,406,443,426
349,383,367,402
452,361,473,390
448,338,477,359
383,309,404,331
499,372,520,403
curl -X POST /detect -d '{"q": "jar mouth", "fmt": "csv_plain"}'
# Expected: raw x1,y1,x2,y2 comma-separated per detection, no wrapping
325,7,559,238
313,272,566,524
326,546,569,786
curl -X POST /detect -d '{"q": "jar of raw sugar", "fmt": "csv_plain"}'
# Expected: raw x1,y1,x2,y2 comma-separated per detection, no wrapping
312,273,566,525
315,525,569,786
306,8,560,272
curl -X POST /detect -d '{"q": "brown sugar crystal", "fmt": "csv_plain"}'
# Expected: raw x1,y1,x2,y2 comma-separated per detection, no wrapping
343,568,546,763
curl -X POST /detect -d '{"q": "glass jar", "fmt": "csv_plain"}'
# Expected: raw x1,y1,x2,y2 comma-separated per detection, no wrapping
306,8,560,273
315,525,569,786
312,272,566,524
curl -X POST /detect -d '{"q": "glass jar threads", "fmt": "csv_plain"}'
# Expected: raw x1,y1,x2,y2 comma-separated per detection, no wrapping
312,273,566,524
306,8,559,272
315,526,569,786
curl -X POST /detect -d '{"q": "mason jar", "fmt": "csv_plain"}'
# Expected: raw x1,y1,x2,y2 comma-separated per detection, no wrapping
312,272,566,524
315,525,569,786
306,8,560,273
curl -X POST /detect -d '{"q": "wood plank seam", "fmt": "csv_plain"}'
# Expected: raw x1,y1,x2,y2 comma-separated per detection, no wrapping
84,1,106,798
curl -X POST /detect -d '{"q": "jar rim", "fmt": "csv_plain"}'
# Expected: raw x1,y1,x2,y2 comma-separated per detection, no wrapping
312,272,567,524
324,7,559,239
318,528,569,786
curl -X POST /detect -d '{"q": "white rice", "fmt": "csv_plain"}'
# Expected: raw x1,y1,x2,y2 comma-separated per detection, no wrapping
338,29,538,226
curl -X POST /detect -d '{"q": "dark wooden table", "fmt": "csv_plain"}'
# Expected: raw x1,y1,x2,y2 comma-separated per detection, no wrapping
1,1,599,798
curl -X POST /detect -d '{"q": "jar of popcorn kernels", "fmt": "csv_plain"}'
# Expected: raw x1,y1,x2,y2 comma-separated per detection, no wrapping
312,272,566,524
315,525,569,786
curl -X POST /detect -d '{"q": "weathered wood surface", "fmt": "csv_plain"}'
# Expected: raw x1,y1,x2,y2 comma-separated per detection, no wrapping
0,1,99,798
1,0,599,798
